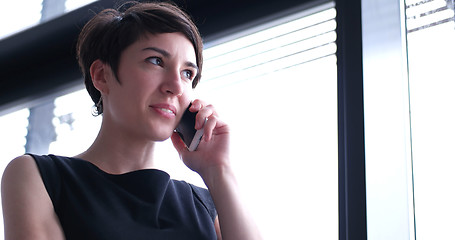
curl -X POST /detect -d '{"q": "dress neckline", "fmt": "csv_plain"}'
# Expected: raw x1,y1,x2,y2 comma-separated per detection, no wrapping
53,154,171,178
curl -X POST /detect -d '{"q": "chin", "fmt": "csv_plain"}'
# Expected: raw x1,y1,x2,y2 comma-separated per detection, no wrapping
152,131,174,142
154,137,170,142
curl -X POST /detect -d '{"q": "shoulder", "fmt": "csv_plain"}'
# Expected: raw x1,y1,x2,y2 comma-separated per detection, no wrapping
2,154,63,188
189,183,211,201
188,183,218,221
1,154,67,206
3,154,63,175
1,155,43,210
1,154,65,239
2,154,39,185
1,154,48,202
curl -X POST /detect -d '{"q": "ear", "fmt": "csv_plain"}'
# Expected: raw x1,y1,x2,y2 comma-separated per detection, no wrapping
89,59,110,95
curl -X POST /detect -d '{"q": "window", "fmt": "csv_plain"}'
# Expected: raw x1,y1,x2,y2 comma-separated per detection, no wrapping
0,109,30,177
196,3,338,238
364,0,455,239
0,1,338,239
362,0,416,238
0,0,96,39
405,0,455,239
49,89,102,156
0,0,42,39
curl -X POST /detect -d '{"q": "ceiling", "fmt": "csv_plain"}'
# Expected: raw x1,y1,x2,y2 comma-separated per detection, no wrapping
0,0,316,113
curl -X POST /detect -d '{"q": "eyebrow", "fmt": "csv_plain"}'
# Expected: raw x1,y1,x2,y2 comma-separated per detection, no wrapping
142,47,199,72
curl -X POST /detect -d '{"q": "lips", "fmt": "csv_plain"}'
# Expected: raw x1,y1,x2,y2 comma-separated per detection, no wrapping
150,103,177,118
157,108,174,114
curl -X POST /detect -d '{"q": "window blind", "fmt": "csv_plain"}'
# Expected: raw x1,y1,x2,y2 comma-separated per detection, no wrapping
199,3,337,91
406,0,455,33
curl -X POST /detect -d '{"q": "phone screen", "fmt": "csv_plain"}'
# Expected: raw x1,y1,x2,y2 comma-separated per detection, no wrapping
175,105,204,151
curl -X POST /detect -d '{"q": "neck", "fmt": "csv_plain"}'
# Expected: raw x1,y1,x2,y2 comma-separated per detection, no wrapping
75,121,157,175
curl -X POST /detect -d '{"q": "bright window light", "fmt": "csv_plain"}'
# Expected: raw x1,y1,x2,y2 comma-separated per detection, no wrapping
192,3,338,239
49,88,101,156
405,1,455,239
0,0,42,39
406,0,454,31
65,0,97,12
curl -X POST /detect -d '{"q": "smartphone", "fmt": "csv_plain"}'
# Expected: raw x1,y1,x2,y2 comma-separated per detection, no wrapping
175,105,205,151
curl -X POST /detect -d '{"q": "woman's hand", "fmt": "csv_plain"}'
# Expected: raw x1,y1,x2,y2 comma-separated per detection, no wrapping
171,99,230,178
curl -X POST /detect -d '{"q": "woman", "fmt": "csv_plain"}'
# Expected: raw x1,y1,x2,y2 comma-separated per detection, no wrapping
1,2,261,239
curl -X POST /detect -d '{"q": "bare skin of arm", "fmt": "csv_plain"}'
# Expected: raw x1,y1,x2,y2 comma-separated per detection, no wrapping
1,155,64,240
204,164,262,240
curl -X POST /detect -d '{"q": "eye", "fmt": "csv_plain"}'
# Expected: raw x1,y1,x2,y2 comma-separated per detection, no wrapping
182,70,194,81
146,57,162,65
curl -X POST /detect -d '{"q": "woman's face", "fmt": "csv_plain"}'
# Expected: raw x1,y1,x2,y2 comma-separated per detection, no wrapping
103,32,198,141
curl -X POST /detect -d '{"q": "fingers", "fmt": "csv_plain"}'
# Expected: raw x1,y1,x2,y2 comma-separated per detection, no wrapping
190,100,216,128
190,99,221,142
203,115,219,142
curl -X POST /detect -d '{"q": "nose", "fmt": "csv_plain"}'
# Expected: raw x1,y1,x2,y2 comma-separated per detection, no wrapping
161,69,184,96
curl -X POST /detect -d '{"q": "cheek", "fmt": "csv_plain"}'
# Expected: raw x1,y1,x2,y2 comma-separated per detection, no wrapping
125,74,161,98
181,86,194,105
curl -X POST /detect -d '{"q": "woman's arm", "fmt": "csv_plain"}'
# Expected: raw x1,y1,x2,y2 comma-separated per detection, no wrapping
171,100,262,240
1,155,64,240
202,164,262,240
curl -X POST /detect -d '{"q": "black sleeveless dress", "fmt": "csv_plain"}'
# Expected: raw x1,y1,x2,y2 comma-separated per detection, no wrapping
29,154,217,240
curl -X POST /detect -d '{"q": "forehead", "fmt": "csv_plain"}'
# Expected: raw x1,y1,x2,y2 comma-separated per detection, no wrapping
126,32,196,60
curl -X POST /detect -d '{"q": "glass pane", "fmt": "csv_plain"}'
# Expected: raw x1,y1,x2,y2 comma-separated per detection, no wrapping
0,108,29,169
363,0,416,237
0,0,97,39
196,57,338,239
0,0,42,39
65,0,96,12
49,88,101,156
405,0,455,239
193,4,338,239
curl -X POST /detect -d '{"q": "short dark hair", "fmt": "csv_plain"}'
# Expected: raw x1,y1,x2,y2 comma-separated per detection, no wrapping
76,1,203,114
